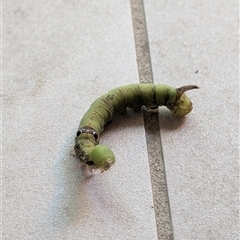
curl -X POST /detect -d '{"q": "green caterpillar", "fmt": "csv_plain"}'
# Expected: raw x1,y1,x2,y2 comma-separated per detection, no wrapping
74,83,198,172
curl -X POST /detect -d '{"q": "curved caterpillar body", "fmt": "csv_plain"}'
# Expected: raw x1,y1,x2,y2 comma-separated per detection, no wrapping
75,83,198,172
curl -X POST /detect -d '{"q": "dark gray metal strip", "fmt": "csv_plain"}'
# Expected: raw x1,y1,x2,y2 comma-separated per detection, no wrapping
130,0,174,239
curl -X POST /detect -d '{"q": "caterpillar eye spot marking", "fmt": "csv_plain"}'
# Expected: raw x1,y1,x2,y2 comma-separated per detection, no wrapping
93,133,98,140
74,83,199,172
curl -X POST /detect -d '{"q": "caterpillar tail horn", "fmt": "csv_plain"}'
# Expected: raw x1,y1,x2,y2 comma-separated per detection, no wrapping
177,85,199,96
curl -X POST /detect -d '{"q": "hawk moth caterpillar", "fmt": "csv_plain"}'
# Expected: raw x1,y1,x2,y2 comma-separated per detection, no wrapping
74,83,198,172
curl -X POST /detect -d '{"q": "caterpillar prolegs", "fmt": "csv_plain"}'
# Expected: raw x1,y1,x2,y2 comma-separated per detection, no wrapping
74,83,198,172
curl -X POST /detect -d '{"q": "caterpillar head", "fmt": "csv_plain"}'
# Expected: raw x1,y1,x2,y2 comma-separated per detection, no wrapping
167,85,199,117
89,144,115,172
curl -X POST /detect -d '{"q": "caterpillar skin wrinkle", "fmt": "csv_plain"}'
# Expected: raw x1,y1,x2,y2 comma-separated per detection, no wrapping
74,83,198,172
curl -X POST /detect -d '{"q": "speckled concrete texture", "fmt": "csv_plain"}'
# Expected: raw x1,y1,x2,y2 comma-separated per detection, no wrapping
145,0,239,239
3,1,157,239
3,0,239,239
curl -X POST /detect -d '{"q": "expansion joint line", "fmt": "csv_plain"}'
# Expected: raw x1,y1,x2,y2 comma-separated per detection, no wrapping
130,0,174,239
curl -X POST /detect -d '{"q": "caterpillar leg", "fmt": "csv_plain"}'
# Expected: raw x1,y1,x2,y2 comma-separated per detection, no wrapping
133,106,142,111
145,106,159,113
70,149,77,157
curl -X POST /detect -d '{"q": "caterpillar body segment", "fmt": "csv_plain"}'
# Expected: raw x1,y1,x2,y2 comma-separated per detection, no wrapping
75,83,198,172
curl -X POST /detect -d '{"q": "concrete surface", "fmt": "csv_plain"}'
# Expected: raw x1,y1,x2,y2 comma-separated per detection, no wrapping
2,0,239,240
145,0,239,239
